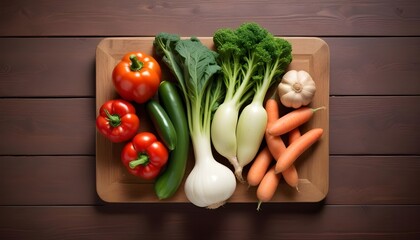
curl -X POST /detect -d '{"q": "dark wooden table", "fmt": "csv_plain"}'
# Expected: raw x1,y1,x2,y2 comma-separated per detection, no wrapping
1,1,420,239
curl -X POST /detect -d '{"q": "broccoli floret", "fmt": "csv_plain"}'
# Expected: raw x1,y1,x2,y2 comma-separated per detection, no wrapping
212,22,292,106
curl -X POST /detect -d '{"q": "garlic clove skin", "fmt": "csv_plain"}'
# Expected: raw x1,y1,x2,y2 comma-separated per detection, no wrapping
278,70,316,109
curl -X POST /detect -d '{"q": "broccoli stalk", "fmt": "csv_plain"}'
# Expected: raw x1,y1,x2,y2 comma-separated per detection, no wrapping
211,22,292,182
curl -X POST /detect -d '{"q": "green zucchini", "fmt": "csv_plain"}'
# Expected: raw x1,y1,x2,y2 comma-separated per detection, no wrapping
154,81,190,200
146,99,177,150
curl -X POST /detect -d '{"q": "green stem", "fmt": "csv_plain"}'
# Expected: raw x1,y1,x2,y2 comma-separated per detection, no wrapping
129,154,149,169
104,109,121,128
129,55,144,71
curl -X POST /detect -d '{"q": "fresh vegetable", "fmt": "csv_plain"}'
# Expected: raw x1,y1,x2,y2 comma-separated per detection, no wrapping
282,128,301,190
121,132,169,180
275,128,324,174
278,70,316,109
288,127,302,144
112,52,162,104
265,99,299,189
247,146,273,187
282,164,299,190
268,106,325,136
256,166,281,211
154,81,190,200
210,24,266,178
154,33,236,208
247,98,282,187
264,99,287,159
96,99,140,143
211,22,293,182
146,99,177,150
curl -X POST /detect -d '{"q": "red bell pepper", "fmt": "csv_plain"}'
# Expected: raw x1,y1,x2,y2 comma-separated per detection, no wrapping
121,132,169,180
96,99,140,143
112,52,162,104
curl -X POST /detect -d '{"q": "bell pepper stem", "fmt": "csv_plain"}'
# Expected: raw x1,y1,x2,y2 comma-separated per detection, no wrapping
129,154,149,169
129,55,144,71
104,109,121,128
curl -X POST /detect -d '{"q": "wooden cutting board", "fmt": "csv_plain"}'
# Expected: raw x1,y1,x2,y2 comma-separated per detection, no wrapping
95,37,330,204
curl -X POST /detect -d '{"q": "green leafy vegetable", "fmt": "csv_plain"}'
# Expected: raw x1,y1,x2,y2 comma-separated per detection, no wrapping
154,33,236,208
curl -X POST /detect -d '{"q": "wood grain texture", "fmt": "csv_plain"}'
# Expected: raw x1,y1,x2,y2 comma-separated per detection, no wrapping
326,37,420,95
0,156,98,205
328,156,420,204
1,0,419,37
1,37,420,97
330,96,420,154
0,98,95,155
1,156,419,206
0,205,419,240
0,38,99,97
1,0,420,238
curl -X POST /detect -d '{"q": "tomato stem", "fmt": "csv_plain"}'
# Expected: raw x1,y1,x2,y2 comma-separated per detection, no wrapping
129,154,149,169
129,55,144,71
104,109,121,128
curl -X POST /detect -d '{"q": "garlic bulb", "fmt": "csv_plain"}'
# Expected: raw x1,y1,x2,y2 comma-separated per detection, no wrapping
278,70,316,109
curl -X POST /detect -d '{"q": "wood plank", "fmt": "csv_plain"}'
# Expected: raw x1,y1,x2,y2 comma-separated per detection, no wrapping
1,37,420,97
326,37,420,95
0,156,98,205
1,0,419,37
330,96,420,155
0,38,99,97
1,155,419,206
0,98,95,155
1,96,419,155
328,156,420,204
0,205,419,240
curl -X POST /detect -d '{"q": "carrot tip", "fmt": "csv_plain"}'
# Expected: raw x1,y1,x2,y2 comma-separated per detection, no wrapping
312,106,326,112
296,186,300,193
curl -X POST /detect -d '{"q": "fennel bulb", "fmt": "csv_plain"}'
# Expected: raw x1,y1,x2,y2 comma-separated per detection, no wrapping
154,33,237,208
211,22,293,181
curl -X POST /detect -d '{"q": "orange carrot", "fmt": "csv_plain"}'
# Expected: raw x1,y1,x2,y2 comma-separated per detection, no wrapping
264,99,299,189
256,166,281,211
265,99,279,124
247,146,273,187
275,128,324,174
282,165,299,190
288,127,301,144
268,106,325,136
264,99,287,158
282,127,301,190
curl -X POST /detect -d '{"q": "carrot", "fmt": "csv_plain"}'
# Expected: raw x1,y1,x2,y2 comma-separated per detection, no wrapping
264,99,299,190
268,106,325,136
282,127,301,190
275,128,324,174
265,99,279,124
264,99,287,158
288,127,301,144
256,166,281,211
282,164,299,191
247,146,273,187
